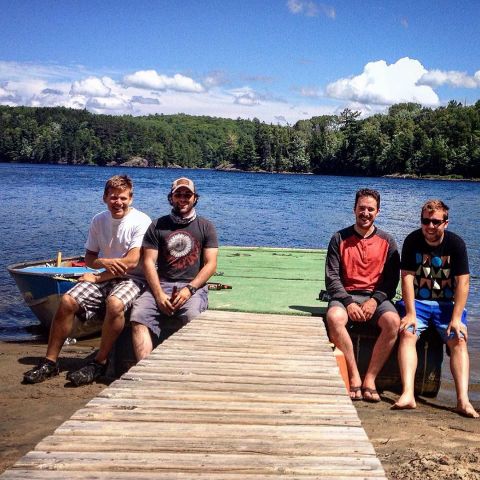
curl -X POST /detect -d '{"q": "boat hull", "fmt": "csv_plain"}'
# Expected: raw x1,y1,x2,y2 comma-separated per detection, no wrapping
7,257,103,338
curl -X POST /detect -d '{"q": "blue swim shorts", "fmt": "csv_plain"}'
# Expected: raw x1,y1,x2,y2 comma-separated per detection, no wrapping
396,299,467,342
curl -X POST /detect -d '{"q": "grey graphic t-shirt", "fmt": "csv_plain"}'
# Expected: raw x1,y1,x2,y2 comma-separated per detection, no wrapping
142,215,218,282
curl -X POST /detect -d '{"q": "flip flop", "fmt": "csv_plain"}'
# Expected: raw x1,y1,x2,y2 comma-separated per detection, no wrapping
362,387,381,403
349,385,362,401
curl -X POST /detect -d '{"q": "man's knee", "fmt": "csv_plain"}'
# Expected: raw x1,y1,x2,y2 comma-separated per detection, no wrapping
378,311,401,334
399,329,418,345
326,306,348,330
105,296,125,317
57,294,80,316
447,336,468,352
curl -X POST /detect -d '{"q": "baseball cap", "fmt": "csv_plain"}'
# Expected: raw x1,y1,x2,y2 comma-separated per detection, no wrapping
171,177,195,194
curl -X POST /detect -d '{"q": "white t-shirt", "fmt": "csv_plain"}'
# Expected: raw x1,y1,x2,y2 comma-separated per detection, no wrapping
85,207,152,278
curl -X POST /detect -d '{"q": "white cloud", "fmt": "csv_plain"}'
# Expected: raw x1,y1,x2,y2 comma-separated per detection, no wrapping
86,96,130,112
287,0,303,14
228,86,288,106
131,96,160,105
70,76,112,97
235,93,260,106
0,60,91,82
319,4,336,19
123,70,204,93
287,0,335,18
242,74,274,84
419,69,479,88
326,57,439,106
5,57,478,124
203,70,230,88
41,88,63,95
295,86,321,98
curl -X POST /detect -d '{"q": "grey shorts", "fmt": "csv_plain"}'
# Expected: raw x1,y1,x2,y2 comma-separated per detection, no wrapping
67,278,144,321
328,294,397,324
130,282,208,338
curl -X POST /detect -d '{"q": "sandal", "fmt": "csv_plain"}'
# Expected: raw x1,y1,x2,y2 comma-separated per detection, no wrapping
362,387,381,403
349,385,363,401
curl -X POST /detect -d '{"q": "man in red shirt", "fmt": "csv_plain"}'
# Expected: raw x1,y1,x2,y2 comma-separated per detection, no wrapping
326,189,400,402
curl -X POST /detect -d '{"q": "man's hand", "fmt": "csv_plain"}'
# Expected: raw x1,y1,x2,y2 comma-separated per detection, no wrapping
79,273,98,283
446,319,468,341
170,287,192,312
360,298,377,321
399,313,417,333
98,258,128,276
346,303,366,322
155,292,175,317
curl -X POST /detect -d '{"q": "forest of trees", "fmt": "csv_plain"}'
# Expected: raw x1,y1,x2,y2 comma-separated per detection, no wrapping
1,101,480,178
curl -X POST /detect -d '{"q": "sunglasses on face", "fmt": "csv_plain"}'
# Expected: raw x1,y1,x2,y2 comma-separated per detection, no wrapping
421,217,446,227
173,192,193,199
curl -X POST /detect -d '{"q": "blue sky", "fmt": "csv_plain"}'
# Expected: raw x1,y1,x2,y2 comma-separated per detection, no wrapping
1,0,479,123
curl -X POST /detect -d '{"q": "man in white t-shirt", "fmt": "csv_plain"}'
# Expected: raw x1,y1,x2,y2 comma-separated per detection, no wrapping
23,175,151,386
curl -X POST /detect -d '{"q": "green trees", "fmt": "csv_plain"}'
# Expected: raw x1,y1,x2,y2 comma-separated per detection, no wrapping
0,102,479,178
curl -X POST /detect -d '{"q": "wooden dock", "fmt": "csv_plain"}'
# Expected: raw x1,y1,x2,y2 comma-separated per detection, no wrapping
1,310,386,479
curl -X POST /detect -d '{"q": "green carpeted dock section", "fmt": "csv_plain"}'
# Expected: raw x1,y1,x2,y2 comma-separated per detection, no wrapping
209,246,328,317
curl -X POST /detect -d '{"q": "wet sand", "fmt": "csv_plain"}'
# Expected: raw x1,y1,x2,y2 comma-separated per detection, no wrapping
0,340,479,478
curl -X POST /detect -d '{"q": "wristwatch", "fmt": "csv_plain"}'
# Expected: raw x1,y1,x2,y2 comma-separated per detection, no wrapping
186,284,198,295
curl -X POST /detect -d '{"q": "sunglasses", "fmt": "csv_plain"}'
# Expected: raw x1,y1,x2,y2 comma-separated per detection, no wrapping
173,192,194,199
421,217,446,227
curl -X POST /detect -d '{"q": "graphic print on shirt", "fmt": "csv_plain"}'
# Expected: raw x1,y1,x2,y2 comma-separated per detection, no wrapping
414,252,453,300
166,231,201,271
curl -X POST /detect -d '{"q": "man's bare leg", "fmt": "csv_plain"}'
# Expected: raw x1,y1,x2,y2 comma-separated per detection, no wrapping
448,338,479,418
131,322,153,362
392,331,418,409
327,306,362,399
362,311,400,402
45,294,79,362
94,296,126,365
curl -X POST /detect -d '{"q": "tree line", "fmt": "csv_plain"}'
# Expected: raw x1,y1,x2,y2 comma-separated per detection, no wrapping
1,101,479,178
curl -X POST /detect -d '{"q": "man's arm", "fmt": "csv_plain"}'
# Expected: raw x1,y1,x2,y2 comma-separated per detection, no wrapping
81,247,142,283
446,274,469,340
171,248,218,310
143,247,175,316
325,234,353,307
399,270,417,332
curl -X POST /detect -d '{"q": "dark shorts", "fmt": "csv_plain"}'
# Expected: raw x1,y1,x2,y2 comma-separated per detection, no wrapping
396,299,467,342
328,294,398,324
130,281,208,338
67,278,144,321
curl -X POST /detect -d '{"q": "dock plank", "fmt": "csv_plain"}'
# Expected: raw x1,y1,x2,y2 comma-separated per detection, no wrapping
1,310,386,479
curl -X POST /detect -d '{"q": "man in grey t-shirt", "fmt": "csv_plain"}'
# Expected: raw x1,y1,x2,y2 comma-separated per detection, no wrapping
130,177,218,361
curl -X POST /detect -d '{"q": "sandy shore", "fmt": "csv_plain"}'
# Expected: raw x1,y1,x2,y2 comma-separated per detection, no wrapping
1,339,479,478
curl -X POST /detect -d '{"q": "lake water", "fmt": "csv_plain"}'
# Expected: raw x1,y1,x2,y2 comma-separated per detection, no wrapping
1,163,479,399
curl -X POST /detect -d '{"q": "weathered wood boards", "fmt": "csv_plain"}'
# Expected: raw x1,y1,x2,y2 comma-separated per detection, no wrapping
1,310,386,479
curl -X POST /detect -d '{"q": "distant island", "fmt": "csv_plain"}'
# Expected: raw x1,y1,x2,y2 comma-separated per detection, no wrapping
1,101,479,179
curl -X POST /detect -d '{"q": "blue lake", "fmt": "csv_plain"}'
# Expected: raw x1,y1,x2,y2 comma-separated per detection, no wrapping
1,163,479,397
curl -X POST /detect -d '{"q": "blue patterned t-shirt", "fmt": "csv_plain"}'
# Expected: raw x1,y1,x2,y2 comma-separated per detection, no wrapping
401,229,469,301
